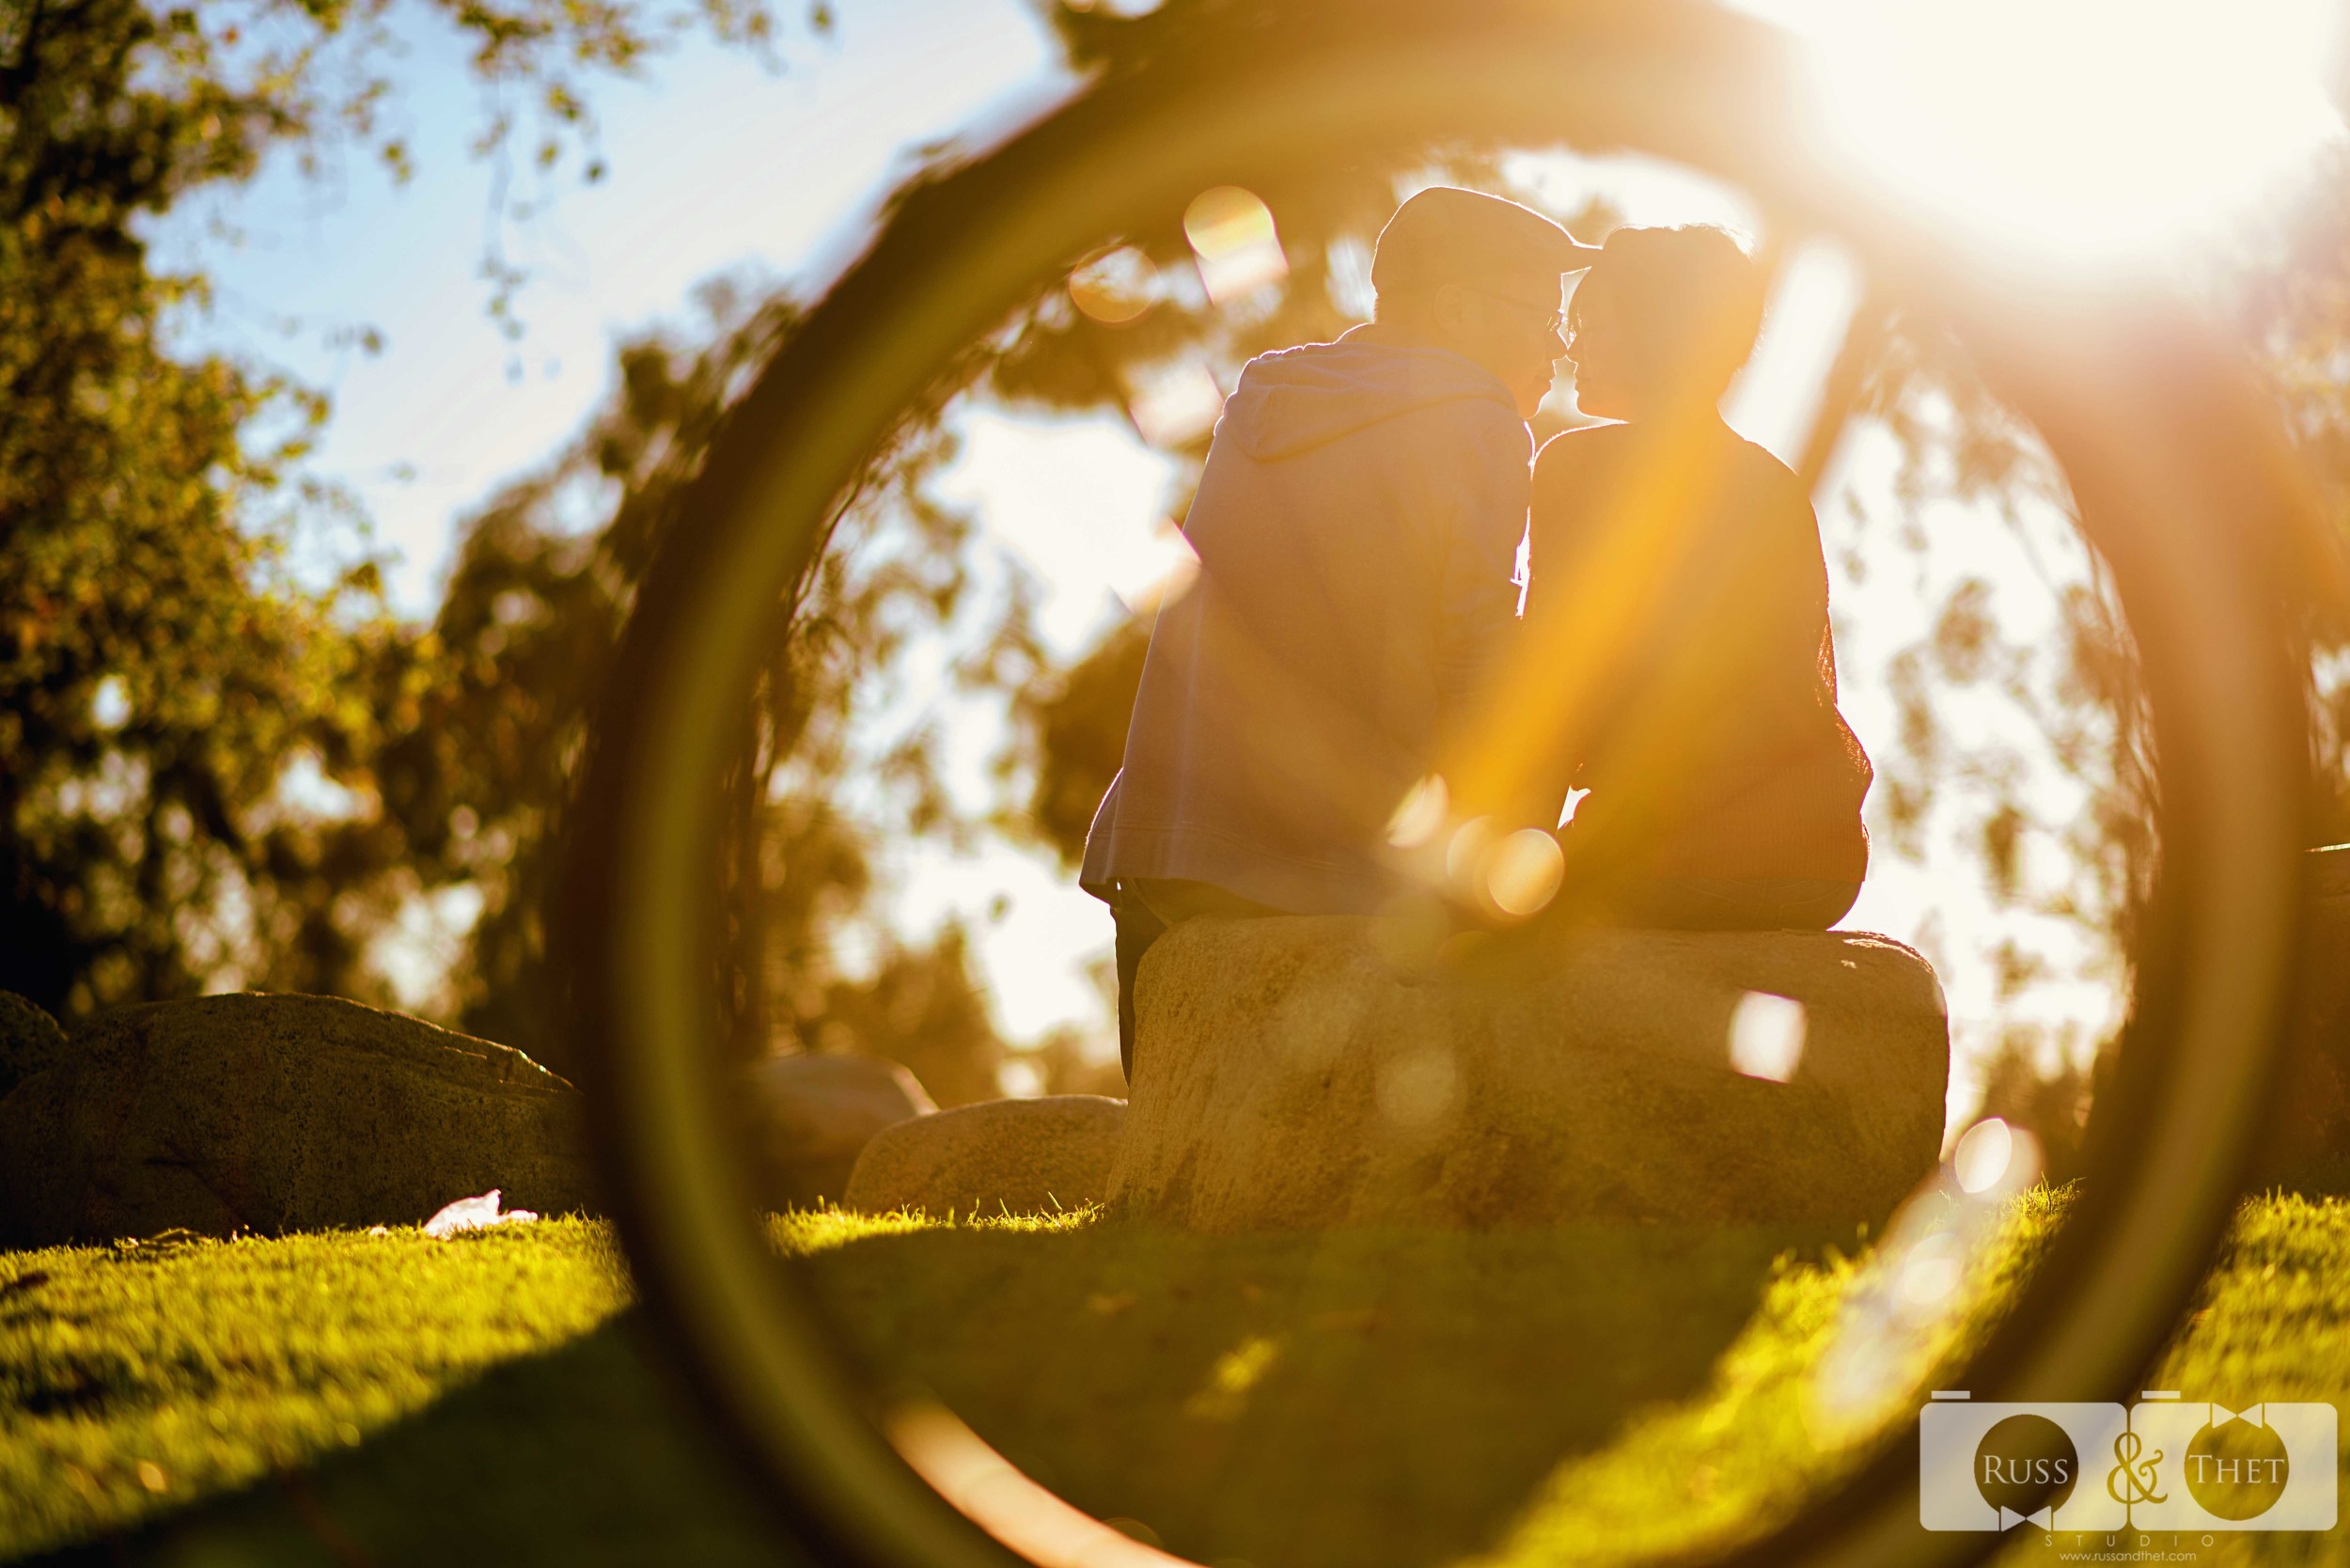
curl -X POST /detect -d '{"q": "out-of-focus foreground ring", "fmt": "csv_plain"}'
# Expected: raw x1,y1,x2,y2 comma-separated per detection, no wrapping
558,5,2322,1566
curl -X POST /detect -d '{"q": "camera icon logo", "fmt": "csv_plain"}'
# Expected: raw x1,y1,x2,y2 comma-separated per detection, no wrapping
1919,1397,2130,1531
1919,1392,2337,1532
2122,1397,2337,1531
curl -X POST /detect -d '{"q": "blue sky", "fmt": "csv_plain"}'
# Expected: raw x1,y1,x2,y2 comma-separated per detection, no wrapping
153,0,1071,614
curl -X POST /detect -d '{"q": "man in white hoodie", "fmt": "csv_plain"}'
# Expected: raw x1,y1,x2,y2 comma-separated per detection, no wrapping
1082,186,1598,1078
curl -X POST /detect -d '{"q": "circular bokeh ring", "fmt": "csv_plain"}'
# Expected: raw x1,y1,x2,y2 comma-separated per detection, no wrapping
559,8,2320,1567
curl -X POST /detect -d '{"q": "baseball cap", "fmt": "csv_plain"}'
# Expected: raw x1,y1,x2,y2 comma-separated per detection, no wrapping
1370,186,1601,304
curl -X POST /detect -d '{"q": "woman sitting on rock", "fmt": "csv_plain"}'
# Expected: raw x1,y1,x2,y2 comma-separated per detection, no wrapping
1517,224,1872,930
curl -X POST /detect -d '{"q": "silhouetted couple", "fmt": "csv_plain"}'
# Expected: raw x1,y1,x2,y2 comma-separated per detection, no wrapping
1082,187,1873,1078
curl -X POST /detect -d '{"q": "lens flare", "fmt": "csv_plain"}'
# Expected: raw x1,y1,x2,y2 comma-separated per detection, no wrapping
887,1401,1195,1565
1483,827,1565,917
1122,354,1226,448
1753,0,2345,267
1898,1231,1966,1307
1807,1116,2050,1435
1386,774,1452,850
1069,244,1161,324
1183,185,1289,304
1728,991,1809,1083
1375,1044,1462,1128
1954,1116,2017,1194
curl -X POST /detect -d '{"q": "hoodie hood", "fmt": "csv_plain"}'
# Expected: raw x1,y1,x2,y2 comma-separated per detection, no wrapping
1221,326,1521,462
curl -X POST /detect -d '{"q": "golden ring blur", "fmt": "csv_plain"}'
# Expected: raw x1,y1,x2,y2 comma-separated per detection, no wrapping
557,5,2326,1565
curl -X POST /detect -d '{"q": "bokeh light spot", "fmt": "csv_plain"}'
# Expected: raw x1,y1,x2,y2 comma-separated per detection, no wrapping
1386,775,1451,850
1376,1045,1461,1129
1069,244,1160,324
1900,1232,1966,1307
1183,186,1289,304
1444,817,1494,888
1483,827,1564,917
1728,991,1808,1082
1123,355,1226,448
1953,1116,2020,1194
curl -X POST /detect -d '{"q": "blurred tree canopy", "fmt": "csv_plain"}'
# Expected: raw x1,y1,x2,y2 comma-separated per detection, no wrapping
390,279,1046,1090
0,0,1079,1101
9,0,2350,1121
2234,149,2350,841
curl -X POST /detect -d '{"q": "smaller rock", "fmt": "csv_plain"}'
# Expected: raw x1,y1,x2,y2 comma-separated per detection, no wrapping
843,1095,1126,1219
741,1052,935,1211
0,991,67,1101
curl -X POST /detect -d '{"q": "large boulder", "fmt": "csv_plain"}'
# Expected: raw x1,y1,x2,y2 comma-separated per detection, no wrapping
1109,917,1950,1231
741,1051,935,1211
843,1095,1127,1218
0,990,67,1102
0,993,595,1247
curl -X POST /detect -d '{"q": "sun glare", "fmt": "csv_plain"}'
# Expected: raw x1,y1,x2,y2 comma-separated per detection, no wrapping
1749,0,2345,267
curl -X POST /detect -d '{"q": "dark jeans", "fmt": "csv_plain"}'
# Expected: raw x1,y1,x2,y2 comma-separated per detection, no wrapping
1113,889,1168,1086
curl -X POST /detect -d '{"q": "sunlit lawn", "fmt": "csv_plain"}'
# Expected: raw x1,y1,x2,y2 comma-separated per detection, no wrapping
5,1194,2348,1565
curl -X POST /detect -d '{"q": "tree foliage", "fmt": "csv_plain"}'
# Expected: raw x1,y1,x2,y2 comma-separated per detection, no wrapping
2228,146,2350,841
392,279,1046,1084
0,0,798,1018
0,0,1092,1103
2,0,378,1013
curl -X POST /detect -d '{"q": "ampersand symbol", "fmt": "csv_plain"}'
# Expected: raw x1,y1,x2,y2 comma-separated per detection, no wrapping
2107,1430,2169,1507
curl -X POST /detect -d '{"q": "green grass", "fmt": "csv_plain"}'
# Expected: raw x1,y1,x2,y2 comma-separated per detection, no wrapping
786,1206,1870,1568
0,1220,776,1566
4,1194,2348,1565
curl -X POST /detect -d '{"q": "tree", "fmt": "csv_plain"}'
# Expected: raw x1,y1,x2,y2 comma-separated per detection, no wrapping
0,0,380,1014
0,0,801,1018
378,277,1050,1088
2226,144,2350,840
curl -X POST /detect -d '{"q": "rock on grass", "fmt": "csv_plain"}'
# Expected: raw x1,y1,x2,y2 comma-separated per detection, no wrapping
0,993,595,1247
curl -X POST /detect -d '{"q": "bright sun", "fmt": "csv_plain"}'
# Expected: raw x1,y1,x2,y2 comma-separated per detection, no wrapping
1747,0,2346,267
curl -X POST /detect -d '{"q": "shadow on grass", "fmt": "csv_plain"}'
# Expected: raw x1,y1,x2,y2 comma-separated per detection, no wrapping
799,1216,1839,1568
24,1216,1833,1568
25,1310,804,1568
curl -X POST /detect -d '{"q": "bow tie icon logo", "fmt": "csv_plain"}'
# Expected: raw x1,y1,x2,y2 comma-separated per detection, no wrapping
1919,1394,2338,1533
